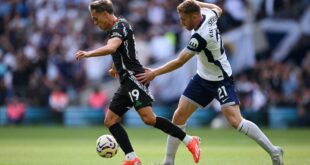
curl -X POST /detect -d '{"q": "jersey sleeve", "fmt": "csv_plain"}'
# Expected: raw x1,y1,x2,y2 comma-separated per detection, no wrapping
185,33,207,53
109,22,127,40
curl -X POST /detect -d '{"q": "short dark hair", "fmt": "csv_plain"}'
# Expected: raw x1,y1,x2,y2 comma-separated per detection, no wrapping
89,0,114,13
177,0,200,14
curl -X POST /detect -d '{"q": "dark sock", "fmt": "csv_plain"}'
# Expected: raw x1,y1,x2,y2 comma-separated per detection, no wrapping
109,123,133,154
154,117,186,141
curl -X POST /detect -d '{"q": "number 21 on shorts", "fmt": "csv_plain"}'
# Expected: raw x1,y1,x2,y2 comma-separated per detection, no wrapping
129,89,139,102
218,86,227,99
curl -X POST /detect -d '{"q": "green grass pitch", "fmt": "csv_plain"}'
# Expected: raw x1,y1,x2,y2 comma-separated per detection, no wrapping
0,126,309,165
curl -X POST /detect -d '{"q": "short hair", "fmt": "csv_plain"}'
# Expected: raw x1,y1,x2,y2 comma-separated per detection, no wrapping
89,0,114,13
177,0,201,14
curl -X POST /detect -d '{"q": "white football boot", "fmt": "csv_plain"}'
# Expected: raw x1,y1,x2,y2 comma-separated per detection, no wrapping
271,146,284,165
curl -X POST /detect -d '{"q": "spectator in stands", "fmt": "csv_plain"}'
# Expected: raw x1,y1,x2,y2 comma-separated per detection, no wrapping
298,88,310,127
88,87,108,111
0,78,7,106
7,96,25,125
49,86,69,124
297,51,310,126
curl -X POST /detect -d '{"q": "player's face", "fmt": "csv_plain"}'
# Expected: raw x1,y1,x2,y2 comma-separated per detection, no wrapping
178,12,195,30
90,10,109,31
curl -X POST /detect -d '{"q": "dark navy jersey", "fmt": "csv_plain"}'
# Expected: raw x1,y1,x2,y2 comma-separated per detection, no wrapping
108,18,144,83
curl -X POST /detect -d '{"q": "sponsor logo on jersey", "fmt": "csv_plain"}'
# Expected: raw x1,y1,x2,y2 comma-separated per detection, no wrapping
188,38,199,49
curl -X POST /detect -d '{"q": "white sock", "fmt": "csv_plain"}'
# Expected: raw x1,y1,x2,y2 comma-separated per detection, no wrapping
237,119,277,155
182,135,192,145
125,152,136,160
162,124,186,165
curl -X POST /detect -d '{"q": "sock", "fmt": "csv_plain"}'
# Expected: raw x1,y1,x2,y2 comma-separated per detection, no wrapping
182,135,192,145
109,123,134,155
238,119,277,155
163,124,186,165
125,152,137,160
154,117,187,141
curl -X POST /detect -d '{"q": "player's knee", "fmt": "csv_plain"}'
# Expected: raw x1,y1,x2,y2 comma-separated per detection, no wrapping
103,119,111,128
222,105,242,129
104,118,117,128
141,115,156,126
228,117,241,129
172,110,187,125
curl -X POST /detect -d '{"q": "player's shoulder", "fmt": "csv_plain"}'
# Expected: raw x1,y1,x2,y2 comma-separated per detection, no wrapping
193,10,218,39
201,8,218,26
194,22,209,40
112,18,130,30
201,8,218,18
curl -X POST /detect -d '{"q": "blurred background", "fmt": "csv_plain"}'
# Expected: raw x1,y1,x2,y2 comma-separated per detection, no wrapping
0,0,309,129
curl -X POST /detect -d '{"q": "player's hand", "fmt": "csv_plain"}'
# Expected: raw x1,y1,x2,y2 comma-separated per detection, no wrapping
136,67,156,85
108,68,118,78
75,50,90,60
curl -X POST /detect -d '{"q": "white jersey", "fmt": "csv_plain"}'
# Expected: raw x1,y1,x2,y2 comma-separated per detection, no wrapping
185,8,232,81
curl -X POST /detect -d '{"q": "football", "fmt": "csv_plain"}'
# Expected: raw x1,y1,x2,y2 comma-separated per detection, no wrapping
96,134,119,158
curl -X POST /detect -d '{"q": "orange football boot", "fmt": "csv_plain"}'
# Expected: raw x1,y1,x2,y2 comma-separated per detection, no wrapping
123,157,141,165
186,136,201,163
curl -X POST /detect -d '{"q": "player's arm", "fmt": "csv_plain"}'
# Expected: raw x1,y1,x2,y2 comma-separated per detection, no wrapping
136,49,194,84
195,1,222,17
75,37,122,60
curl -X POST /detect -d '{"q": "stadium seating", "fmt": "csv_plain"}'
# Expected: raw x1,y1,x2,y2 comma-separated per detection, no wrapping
0,106,54,125
0,107,7,125
268,107,298,129
0,106,300,128
64,107,104,126
242,110,265,126
23,107,54,124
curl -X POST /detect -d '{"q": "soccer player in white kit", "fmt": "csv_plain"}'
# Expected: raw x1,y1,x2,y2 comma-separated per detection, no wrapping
137,0,284,165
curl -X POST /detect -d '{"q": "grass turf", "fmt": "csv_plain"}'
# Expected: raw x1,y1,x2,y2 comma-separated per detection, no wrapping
0,126,309,165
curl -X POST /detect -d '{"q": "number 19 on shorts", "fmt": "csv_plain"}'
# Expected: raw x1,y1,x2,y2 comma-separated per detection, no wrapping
129,89,139,102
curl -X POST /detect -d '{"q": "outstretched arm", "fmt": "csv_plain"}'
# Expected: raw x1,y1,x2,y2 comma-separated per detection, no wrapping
75,37,122,60
136,49,194,84
195,1,222,17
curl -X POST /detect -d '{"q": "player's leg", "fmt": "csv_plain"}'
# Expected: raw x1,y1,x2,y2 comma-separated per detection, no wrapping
222,104,283,164
216,77,283,164
162,96,198,165
107,92,140,164
137,105,191,142
136,106,200,163
162,74,214,165
130,78,195,146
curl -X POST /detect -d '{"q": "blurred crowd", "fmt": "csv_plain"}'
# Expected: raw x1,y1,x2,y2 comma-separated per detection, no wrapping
0,0,309,124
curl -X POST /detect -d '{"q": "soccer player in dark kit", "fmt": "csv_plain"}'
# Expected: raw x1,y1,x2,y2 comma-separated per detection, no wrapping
75,0,201,165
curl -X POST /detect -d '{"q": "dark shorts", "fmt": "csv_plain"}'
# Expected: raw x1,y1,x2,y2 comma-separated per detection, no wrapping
109,78,154,117
182,74,240,108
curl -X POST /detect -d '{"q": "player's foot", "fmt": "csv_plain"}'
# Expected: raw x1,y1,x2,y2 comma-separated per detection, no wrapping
157,163,172,165
186,136,201,163
123,157,141,165
271,146,284,165
160,162,173,165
